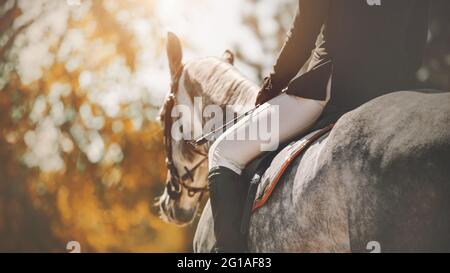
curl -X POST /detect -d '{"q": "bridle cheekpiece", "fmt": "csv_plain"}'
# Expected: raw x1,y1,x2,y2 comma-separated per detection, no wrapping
160,65,209,200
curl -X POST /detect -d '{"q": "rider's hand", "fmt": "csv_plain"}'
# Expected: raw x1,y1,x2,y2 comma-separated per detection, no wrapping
254,77,281,107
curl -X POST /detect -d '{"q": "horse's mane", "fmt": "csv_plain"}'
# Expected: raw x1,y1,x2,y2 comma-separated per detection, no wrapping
158,56,259,160
182,57,259,109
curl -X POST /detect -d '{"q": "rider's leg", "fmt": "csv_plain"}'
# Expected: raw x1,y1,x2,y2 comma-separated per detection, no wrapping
208,93,328,252
208,166,247,252
209,93,327,173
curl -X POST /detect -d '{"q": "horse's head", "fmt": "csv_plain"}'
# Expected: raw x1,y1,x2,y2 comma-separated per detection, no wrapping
157,32,236,225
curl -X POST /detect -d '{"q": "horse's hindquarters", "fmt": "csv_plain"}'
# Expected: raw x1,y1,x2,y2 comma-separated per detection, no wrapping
329,91,450,252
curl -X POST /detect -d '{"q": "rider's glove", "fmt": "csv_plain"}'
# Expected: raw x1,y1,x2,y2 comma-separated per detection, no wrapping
254,77,283,107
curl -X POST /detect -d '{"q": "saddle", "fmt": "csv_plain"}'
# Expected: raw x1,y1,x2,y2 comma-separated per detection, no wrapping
240,124,334,235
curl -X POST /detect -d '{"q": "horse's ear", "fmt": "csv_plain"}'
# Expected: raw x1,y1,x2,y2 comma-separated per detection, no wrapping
167,32,183,77
222,50,234,65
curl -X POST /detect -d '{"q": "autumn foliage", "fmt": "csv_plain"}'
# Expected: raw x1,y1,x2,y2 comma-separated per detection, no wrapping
0,0,189,252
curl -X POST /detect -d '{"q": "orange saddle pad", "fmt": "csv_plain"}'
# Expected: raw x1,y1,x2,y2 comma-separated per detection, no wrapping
252,124,334,212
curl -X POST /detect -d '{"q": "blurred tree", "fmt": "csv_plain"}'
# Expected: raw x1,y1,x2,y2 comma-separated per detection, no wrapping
0,0,187,252
420,0,450,90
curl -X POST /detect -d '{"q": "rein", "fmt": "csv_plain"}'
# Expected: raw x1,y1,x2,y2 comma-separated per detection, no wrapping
161,65,209,200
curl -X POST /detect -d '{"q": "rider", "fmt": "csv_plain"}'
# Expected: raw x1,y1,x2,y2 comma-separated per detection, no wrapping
208,0,430,252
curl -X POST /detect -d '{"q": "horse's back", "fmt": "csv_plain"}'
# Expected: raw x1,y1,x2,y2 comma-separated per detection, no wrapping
248,90,450,252
328,90,450,252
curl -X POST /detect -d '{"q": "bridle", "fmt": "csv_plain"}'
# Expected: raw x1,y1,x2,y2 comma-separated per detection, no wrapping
161,63,258,201
160,65,209,200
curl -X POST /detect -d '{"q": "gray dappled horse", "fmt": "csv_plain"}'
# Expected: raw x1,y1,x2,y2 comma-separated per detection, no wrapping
157,33,450,252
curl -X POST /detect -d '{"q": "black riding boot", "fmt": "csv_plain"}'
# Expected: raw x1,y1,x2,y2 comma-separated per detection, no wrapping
208,166,247,253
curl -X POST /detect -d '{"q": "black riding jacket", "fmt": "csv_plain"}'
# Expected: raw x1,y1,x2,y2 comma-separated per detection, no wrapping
271,0,430,111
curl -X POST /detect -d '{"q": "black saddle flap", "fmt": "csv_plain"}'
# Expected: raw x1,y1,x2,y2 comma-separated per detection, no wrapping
285,60,333,101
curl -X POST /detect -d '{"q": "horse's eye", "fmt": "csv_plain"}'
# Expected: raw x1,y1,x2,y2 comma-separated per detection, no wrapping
179,125,183,133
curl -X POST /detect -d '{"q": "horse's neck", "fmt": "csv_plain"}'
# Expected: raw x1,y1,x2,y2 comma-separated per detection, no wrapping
201,77,258,149
180,59,259,144
200,72,259,115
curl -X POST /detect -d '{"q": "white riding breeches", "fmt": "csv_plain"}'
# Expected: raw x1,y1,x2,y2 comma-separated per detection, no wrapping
208,93,329,175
